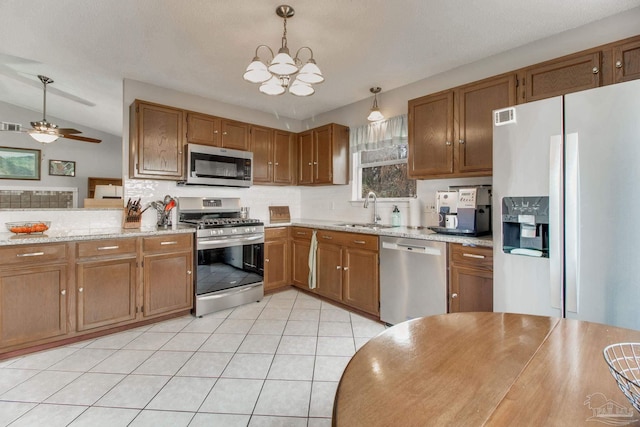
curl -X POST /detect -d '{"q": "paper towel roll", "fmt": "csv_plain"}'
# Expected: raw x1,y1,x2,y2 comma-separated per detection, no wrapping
408,198,422,228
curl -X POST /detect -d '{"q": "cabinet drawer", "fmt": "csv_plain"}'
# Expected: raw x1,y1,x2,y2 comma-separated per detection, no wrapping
77,238,137,258
450,244,493,271
291,227,312,241
0,243,67,266
340,233,378,251
143,234,192,253
266,227,288,240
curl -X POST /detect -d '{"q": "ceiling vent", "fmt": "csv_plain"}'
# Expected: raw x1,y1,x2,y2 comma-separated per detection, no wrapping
1,122,22,132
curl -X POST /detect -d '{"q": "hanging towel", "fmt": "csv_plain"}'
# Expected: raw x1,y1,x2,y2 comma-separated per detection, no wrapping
308,230,318,289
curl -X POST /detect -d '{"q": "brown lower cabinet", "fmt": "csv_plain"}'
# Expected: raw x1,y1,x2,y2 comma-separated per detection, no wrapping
448,244,493,313
306,228,379,316
0,233,194,357
264,227,290,292
0,243,69,349
290,227,313,289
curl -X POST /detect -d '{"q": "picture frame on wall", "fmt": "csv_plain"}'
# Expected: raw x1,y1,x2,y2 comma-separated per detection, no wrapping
0,146,41,180
49,160,76,177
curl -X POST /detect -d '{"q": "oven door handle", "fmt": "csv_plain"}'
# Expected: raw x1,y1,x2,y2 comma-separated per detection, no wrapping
198,234,264,249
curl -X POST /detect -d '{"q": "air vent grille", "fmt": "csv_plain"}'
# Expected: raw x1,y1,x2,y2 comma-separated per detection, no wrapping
494,108,516,126
1,122,22,132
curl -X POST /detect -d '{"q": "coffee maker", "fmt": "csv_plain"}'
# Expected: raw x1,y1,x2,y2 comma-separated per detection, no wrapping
456,187,492,235
431,187,491,236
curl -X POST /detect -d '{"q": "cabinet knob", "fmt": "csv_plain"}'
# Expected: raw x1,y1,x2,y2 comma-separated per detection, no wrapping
451,293,458,299
313,162,318,165
308,162,312,166
336,265,342,270
61,289,66,296
78,287,83,293
343,266,349,271
265,258,270,263
274,162,279,166
616,60,623,69
223,131,228,135
187,270,192,275
445,141,452,146
268,162,273,165
214,130,219,134
458,139,465,144
592,66,599,74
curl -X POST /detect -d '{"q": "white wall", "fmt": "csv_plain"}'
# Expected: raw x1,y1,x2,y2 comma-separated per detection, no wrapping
0,100,122,205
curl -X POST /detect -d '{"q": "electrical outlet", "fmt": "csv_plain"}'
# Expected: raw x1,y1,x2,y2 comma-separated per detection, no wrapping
425,203,436,213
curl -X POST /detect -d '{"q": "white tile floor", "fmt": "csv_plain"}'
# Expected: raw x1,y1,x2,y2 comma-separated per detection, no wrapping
0,289,386,427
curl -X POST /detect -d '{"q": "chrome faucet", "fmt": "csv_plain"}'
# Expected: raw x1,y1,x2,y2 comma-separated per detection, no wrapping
363,191,381,224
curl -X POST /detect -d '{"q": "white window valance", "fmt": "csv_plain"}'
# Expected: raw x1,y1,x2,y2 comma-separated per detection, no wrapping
349,114,408,154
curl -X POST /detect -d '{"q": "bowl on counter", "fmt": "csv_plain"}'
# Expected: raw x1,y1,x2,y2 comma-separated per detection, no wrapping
5,221,51,234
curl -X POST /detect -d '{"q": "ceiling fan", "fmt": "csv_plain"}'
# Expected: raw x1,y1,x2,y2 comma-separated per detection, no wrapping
0,74,101,143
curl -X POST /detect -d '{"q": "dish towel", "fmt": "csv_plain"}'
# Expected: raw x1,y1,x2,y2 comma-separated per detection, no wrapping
308,230,318,289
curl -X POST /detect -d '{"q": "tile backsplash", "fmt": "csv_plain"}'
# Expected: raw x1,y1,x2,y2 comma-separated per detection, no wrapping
0,189,76,209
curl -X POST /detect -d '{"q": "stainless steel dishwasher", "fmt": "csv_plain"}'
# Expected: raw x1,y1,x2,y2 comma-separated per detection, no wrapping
379,236,447,325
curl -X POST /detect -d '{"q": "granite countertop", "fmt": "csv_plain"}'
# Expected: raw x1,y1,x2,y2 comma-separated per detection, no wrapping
266,219,493,248
0,225,195,246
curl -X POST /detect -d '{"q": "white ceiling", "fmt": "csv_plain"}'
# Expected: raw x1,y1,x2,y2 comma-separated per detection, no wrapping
1,0,639,137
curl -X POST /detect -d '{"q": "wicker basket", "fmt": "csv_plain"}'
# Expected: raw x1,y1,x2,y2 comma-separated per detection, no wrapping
603,343,640,412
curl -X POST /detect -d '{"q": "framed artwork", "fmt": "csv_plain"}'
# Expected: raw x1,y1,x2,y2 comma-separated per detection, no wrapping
0,146,41,180
49,160,76,177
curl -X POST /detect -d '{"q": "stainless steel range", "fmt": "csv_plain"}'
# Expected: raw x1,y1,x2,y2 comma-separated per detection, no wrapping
178,197,264,317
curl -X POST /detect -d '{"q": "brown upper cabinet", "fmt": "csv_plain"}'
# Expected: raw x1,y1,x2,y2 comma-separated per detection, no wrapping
298,123,349,185
519,52,601,103
613,38,640,83
252,127,296,185
129,100,184,180
409,74,515,179
221,119,250,151
186,112,220,146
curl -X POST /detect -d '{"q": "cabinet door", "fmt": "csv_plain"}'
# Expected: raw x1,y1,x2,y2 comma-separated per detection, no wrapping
524,52,601,102
456,75,516,174
221,119,250,151
291,239,311,289
273,130,295,185
449,266,493,313
614,39,640,83
408,91,454,177
143,251,193,317
0,264,67,348
76,257,137,331
298,130,314,185
186,113,220,146
316,243,343,301
132,101,184,179
265,239,288,291
251,125,274,184
314,125,333,184
342,247,379,315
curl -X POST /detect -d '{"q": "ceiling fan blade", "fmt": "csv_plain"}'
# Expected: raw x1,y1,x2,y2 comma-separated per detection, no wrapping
61,134,101,143
56,128,82,135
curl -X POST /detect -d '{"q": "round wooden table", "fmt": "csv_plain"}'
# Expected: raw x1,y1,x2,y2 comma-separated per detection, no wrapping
333,312,640,426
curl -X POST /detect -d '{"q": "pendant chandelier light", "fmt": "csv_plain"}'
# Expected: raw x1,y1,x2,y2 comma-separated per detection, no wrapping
367,87,384,122
243,5,324,97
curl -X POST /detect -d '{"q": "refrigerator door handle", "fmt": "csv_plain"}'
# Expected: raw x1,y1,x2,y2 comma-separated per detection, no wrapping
565,132,580,314
549,134,564,313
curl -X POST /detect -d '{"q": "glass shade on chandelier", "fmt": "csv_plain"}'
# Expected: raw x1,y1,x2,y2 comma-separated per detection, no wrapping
29,131,59,143
243,5,323,96
367,87,385,122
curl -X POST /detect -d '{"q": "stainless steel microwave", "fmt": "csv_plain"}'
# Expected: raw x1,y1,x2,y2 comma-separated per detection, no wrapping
179,143,252,187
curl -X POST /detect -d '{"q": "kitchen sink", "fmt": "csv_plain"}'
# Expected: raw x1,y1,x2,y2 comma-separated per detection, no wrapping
333,222,396,230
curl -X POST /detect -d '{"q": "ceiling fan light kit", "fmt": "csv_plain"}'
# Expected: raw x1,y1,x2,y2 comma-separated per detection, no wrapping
0,75,101,143
243,5,323,97
367,87,384,122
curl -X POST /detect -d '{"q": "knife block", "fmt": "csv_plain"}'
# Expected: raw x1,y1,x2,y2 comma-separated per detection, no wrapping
122,209,142,229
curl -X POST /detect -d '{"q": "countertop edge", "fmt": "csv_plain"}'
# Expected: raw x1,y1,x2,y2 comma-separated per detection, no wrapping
266,219,493,247
0,226,195,246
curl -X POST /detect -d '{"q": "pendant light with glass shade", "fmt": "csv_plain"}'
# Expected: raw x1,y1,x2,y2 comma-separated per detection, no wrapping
243,5,324,96
367,87,385,122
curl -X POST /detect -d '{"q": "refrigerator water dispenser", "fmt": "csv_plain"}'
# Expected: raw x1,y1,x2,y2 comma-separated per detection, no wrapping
502,196,549,257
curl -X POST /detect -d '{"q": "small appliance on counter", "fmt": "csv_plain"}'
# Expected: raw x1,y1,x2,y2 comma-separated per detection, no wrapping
429,186,491,236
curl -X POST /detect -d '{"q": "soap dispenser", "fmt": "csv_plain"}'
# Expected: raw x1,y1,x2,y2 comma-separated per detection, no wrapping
391,205,401,226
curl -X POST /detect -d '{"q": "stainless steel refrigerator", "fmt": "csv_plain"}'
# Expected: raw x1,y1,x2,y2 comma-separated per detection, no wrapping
492,79,640,330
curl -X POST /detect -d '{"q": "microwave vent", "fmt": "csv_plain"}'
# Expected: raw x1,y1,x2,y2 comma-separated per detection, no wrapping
494,108,516,126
